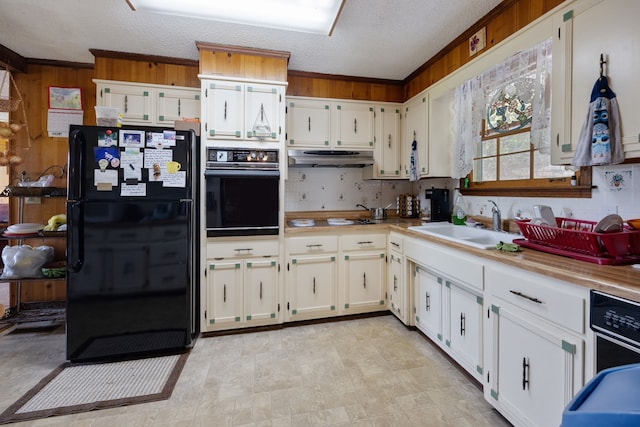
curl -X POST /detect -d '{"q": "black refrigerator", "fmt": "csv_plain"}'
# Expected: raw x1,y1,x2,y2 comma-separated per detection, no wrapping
66,124,199,363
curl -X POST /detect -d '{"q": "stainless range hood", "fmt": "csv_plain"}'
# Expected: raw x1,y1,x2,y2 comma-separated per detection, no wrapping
287,149,374,168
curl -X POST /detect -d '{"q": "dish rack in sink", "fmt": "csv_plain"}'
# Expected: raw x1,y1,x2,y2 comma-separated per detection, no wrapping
514,218,640,265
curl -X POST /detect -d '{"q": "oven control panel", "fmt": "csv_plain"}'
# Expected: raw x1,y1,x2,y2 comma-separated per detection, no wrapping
591,290,640,345
207,148,278,168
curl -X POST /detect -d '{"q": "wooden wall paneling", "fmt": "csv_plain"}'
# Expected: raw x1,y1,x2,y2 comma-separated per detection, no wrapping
94,57,199,87
286,71,403,103
196,42,289,82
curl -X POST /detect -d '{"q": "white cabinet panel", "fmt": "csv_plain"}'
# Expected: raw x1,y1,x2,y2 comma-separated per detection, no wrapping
332,102,374,149
286,98,331,148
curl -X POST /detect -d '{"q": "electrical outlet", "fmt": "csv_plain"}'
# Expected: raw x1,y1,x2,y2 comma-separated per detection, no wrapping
25,197,41,204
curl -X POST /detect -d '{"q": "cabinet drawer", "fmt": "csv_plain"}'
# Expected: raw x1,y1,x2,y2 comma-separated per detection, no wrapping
486,263,586,334
388,232,404,252
340,233,386,251
287,235,338,254
207,239,278,259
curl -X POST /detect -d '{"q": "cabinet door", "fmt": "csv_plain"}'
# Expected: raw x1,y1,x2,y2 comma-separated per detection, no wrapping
488,303,583,427
156,88,200,125
333,102,374,149
388,251,404,320
402,94,428,177
205,260,243,329
287,99,331,148
375,106,401,177
341,251,386,314
244,258,279,322
202,80,244,140
414,265,443,343
100,83,152,124
427,90,452,177
447,282,483,380
288,254,337,320
245,83,282,142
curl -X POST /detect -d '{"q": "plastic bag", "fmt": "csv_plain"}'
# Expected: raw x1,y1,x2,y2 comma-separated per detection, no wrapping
1,245,54,279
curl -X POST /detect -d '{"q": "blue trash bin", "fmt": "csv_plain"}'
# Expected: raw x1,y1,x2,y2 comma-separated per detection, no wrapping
562,363,640,427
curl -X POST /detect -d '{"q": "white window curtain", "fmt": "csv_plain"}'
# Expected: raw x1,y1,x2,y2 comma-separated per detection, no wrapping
451,37,552,179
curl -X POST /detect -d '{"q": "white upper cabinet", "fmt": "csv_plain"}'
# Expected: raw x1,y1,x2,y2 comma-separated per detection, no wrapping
201,77,285,146
286,98,332,148
332,102,374,149
374,104,402,178
551,0,640,164
156,87,200,126
95,80,200,127
286,97,374,150
402,92,428,177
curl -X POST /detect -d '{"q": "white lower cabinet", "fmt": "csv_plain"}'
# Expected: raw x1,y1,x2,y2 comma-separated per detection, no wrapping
414,265,443,343
203,238,280,332
286,235,338,321
447,281,484,381
484,262,587,427
388,232,410,324
340,233,387,315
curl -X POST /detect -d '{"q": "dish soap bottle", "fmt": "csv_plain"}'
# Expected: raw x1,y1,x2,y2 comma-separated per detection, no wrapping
452,193,467,225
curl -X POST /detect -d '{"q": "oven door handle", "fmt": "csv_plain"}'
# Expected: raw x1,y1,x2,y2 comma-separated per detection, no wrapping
205,169,280,178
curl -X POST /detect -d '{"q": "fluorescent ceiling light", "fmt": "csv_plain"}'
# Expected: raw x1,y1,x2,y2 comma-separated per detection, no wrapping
127,0,345,35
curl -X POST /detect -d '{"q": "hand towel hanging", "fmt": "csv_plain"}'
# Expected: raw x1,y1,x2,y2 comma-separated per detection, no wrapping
572,75,623,166
409,139,420,181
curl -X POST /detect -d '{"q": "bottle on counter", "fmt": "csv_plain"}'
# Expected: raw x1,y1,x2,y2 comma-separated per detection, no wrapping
452,193,467,225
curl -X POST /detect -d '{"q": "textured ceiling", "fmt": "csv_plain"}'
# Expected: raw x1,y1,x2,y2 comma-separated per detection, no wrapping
0,0,503,80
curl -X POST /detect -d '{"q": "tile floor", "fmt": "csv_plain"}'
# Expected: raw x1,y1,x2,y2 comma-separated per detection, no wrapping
0,314,512,426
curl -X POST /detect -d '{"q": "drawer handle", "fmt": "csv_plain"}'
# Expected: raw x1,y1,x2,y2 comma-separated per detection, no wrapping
509,290,544,305
393,275,397,291
260,281,263,300
390,241,400,247
362,272,366,288
426,291,430,311
306,244,323,248
357,241,373,245
234,248,253,252
313,277,316,294
460,312,466,336
223,284,226,303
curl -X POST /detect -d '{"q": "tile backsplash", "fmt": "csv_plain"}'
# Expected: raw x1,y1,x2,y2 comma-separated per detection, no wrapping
285,164,640,223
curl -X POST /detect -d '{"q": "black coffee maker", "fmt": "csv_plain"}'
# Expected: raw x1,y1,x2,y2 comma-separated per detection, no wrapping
425,188,450,222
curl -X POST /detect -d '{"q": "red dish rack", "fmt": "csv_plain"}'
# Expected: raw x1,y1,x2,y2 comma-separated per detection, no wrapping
514,218,640,265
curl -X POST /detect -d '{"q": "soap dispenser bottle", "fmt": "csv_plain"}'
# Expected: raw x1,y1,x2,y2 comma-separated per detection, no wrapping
452,192,467,225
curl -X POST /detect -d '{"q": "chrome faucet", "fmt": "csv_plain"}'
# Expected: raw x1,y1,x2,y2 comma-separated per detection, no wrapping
488,200,501,231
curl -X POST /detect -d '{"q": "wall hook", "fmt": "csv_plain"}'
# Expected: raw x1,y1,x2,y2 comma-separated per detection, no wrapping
599,53,607,78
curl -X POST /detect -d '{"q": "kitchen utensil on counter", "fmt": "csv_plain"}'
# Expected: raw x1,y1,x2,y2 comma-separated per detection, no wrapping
533,205,556,227
594,214,624,233
356,204,387,220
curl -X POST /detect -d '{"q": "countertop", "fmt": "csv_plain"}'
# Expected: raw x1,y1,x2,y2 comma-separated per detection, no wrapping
285,211,640,303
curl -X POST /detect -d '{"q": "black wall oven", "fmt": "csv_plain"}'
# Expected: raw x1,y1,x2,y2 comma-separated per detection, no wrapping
590,290,640,372
205,148,279,237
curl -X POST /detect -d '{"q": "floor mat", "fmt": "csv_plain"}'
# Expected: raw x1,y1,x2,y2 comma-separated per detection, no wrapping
0,352,188,424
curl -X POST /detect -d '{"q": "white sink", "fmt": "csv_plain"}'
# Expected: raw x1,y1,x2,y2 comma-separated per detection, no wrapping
408,222,517,250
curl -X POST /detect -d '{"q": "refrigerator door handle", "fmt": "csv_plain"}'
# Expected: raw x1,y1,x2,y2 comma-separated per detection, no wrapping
68,202,84,272
68,128,85,200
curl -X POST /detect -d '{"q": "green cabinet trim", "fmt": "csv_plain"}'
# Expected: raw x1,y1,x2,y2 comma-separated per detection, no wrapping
235,263,241,269
380,169,385,174
324,141,329,145
562,143,572,152
369,107,373,111
292,259,297,264
380,107,385,112
336,105,342,110
324,105,329,110
491,389,498,400
209,319,215,324
476,296,483,305
345,303,350,309
209,264,215,270
491,304,500,314
270,313,276,318
143,91,149,97
476,365,483,375
234,131,241,137
209,130,216,136
437,276,442,284
379,300,385,305
445,281,451,288
330,256,335,262
247,315,252,320
437,333,442,341
247,262,252,268
158,92,165,97
563,10,573,21
158,115,165,121
289,140,295,145
292,309,297,314
445,339,451,347
379,253,385,258
344,255,350,261
143,115,149,120
195,95,200,100
331,305,336,310
234,316,241,322
271,261,276,267
235,85,241,91
562,340,576,354
104,88,111,93
416,315,420,322
209,83,216,89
